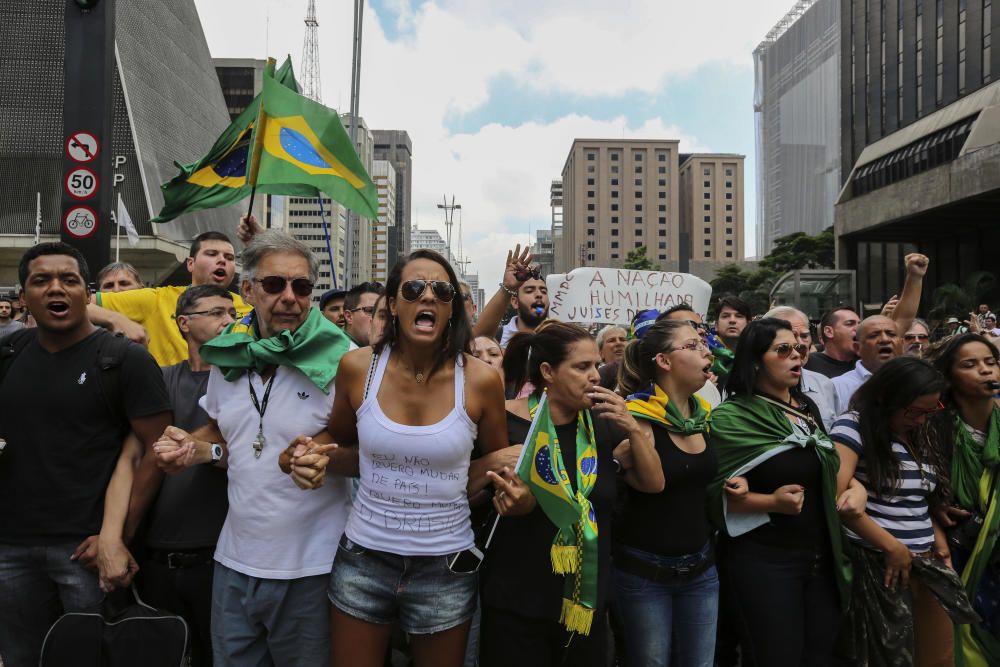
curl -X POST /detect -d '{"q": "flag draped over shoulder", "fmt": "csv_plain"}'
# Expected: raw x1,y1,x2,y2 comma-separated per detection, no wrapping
150,58,301,224
254,72,379,219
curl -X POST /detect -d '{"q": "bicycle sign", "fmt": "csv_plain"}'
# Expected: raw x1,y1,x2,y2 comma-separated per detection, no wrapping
64,206,98,239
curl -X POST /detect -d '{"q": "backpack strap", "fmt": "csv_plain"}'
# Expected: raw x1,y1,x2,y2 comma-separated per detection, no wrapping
95,332,132,430
0,328,38,389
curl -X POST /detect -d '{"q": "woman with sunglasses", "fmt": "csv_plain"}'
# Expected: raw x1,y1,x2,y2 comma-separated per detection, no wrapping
478,321,664,667
707,318,861,667
323,249,522,667
612,319,719,666
830,357,973,666
930,333,1000,666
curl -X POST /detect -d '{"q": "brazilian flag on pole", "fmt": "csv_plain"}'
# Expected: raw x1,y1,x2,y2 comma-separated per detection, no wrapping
150,58,300,224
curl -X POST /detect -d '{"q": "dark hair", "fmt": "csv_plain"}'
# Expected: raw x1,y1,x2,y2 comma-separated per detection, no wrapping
716,295,752,320
375,249,471,378
618,319,690,396
189,231,233,258
930,332,1000,403
658,302,697,322
175,284,234,319
18,242,90,286
502,321,593,397
344,281,384,311
0,298,12,307
848,356,947,500
723,317,794,397
818,306,857,341
95,261,141,288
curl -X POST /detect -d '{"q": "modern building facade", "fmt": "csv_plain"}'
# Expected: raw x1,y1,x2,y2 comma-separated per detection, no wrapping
345,115,374,286
371,159,396,283
678,154,746,263
285,196,345,295
836,0,1000,305
532,228,556,278
754,0,842,255
0,0,242,285
556,139,682,273
550,179,564,273
372,130,413,267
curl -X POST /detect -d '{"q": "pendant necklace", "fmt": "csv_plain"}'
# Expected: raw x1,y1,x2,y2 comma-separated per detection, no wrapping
248,369,277,459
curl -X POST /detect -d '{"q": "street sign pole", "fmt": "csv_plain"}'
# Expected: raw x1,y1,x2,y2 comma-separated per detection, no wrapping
61,0,115,278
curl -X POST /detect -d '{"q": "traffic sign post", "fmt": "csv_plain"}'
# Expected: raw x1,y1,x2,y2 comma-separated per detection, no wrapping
60,0,115,277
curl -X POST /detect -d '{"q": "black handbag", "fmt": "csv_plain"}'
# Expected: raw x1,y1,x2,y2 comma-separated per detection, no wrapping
40,586,188,667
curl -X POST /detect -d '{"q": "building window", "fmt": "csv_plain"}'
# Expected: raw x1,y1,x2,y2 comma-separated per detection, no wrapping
936,0,944,104
658,254,667,260
611,242,619,248
635,178,642,186
634,152,643,161
658,229,666,237
611,190,619,198
588,253,595,261
704,239,711,246
635,229,643,236
959,0,968,94
635,204,643,211
726,227,733,234
726,215,733,223
725,168,733,176
703,192,710,199
587,190,595,198
726,251,733,258
611,165,619,173
658,217,666,224
587,165,595,173
587,215,595,223
634,216,643,224
587,178,595,186
634,191,643,199
704,251,711,257
658,179,666,187
656,204,665,212
611,216,619,223
704,227,711,234
704,215,711,222
703,180,711,187
611,203,619,211
726,204,733,211
725,193,733,200
635,166,643,174
658,166,666,174
611,253,619,259
587,229,595,236
917,0,924,114
985,0,993,84
587,241,595,249
610,153,619,161
658,242,666,249
635,242,643,248
703,167,710,176
587,203,595,211
658,153,666,162
611,178,619,186
587,153,595,161
611,229,619,236
704,204,711,211
657,191,666,200
726,239,733,246
725,180,733,188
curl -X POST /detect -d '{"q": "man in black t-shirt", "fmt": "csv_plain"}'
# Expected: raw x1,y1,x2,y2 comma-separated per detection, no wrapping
129,284,235,667
805,307,860,379
0,243,171,667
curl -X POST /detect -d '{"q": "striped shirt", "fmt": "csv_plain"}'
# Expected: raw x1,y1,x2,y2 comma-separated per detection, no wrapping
830,412,938,553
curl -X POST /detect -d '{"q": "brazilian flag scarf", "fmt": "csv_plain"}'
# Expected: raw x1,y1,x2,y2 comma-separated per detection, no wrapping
199,307,351,393
707,394,852,606
516,391,599,635
953,407,1000,666
625,383,711,435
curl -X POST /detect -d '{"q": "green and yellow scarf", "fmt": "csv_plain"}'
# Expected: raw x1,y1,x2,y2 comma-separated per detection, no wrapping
199,307,351,392
625,383,710,435
516,391,599,635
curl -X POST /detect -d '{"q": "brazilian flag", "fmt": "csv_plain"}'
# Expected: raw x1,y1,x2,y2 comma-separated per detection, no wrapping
150,57,301,224
254,70,379,219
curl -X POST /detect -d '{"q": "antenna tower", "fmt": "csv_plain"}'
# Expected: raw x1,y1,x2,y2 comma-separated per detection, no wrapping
437,195,461,264
301,0,322,102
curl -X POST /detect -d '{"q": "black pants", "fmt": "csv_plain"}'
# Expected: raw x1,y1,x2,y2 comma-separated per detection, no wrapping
138,556,214,667
723,538,841,667
479,605,609,667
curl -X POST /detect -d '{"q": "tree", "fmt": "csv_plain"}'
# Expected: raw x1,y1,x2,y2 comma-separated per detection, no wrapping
622,245,655,270
929,270,998,321
758,226,835,274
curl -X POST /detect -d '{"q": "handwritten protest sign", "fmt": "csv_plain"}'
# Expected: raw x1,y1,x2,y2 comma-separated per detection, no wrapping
546,267,712,326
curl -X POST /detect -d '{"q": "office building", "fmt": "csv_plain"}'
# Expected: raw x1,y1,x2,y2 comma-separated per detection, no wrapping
555,139,681,273
678,154,746,263
0,0,242,285
550,180,564,274
532,228,556,278
373,130,413,266
835,0,1000,305
344,115,374,285
285,196,345,295
371,159,396,283
754,0,842,255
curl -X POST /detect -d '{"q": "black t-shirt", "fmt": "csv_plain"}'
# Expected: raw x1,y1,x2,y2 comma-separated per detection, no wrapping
617,427,717,556
738,446,829,550
480,410,623,621
144,362,228,550
805,351,855,379
0,329,170,543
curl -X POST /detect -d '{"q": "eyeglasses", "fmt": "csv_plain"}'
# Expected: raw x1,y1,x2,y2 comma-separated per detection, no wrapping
684,320,708,331
183,307,238,319
514,267,542,282
904,333,930,342
667,340,708,354
903,400,945,418
252,276,314,297
400,280,456,302
349,306,376,316
772,343,809,358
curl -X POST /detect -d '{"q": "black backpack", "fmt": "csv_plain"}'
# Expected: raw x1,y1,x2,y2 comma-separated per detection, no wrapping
0,328,132,427
39,587,188,667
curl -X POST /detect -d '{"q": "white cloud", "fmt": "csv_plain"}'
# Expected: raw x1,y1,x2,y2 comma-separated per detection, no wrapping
194,0,790,286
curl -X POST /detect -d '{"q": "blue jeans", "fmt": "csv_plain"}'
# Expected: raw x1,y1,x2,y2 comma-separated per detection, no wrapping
211,562,330,666
0,540,103,667
613,543,719,667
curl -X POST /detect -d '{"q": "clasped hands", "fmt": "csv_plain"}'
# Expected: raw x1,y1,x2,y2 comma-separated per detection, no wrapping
279,436,338,490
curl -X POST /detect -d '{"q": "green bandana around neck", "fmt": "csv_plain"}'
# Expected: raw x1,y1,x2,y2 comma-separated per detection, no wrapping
707,394,851,606
199,306,351,393
515,391,599,635
625,383,710,435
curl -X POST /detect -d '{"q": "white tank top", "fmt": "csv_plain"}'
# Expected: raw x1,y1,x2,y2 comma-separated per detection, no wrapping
346,345,478,555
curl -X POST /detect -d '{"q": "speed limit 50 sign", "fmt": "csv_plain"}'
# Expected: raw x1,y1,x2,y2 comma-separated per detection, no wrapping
64,168,98,200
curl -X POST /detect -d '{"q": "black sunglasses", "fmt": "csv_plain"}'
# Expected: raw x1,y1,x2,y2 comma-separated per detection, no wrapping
400,280,456,303
773,343,809,358
252,276,314,297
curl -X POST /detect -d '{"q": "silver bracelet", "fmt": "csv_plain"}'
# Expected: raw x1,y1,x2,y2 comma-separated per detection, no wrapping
499,283,518,297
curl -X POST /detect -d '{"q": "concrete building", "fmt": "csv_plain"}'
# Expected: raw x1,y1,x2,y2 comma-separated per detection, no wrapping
344,115,374,285
285,196,345,295
463,273,485,313
835,0,1000,305
371,159,396,283
411,224,451,259
532,228,556,278
678,154,746,265
754,0,842,255
0,0,243,286
556,139,681,273
550,180,564,274
372,130,413,266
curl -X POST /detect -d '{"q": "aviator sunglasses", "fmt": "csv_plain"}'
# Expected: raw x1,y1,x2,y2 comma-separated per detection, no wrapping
400,280,456,302
773,342,809,358
252,276,314,297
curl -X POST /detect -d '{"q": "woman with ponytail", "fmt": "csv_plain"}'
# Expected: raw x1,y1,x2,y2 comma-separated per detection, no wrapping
479,321,664,667
613,320,721,666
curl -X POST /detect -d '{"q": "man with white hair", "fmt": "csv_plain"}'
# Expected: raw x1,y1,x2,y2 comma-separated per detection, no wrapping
765,306,838,430
596,325,627,365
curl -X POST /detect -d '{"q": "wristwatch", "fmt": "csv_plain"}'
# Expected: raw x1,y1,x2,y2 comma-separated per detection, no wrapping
208,443,224,464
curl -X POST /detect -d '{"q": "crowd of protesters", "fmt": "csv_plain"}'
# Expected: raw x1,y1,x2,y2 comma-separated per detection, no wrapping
1,221,999,667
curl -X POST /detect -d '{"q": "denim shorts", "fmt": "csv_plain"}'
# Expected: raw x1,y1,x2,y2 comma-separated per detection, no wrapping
327,534,478,634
